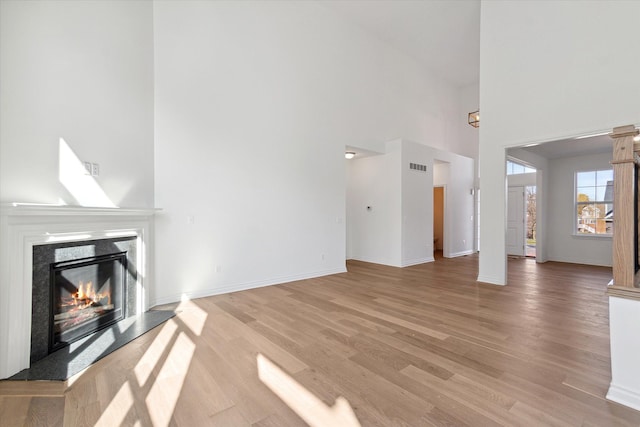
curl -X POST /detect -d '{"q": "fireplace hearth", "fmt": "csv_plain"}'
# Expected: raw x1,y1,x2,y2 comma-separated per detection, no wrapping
50,252,126,353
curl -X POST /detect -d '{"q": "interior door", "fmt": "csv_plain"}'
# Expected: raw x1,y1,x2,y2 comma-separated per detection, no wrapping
507,186,525,256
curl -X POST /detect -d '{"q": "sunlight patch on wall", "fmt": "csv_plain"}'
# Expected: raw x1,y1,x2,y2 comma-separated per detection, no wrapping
58,138,116,207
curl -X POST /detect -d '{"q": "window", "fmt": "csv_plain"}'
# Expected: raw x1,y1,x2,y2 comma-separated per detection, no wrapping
576,169,613,235
507,160,536,175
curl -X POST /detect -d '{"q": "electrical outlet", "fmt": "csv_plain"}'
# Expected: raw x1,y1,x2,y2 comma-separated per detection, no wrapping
91,163,99,176
84,162,92,175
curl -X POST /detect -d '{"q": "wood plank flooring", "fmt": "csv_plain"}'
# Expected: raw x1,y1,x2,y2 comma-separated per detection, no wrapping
2,255,640,426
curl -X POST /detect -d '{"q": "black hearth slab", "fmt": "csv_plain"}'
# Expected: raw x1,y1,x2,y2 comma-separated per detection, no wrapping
8,310,175,381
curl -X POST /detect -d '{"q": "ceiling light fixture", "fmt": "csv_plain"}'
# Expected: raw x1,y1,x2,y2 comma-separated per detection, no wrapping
468,110,479,128
345,152,356,160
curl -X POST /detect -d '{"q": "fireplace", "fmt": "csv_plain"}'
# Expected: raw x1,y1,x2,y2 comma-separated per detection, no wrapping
0,205,159,379
50,252,126,352
30,236,139,364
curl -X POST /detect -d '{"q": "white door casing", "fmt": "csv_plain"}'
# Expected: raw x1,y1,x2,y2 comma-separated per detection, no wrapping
507,186,525,256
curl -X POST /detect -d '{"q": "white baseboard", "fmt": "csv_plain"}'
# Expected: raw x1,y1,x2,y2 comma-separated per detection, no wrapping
401,256,434,267
607,383,640,412
446,250,475,258
476,274,506,286
150,267,347,307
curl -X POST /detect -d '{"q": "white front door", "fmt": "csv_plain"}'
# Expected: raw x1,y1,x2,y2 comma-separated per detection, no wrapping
507,186,525,256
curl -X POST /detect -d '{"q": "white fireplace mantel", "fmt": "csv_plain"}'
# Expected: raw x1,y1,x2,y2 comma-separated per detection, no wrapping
0,204,158,379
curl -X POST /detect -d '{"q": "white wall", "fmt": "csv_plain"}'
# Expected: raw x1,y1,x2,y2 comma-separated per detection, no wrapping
608,296,640,411
427,144,475,259
347,140,474,267
401,141,434,265
479,0,640,284
152,1,468,304
347,143,402,266
0,1,154,208
546,152,612,266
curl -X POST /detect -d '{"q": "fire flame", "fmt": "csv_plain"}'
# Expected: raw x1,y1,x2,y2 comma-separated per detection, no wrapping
70,281,111,307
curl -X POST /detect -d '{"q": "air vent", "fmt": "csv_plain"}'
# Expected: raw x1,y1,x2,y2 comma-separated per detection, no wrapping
409,162,427,172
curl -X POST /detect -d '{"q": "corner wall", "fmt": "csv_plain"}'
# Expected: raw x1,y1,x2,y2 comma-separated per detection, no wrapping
347,140,474,268
547,152,612,266
347,143,402,266
479,0,640,284
152,1,467,304
0,1,154,208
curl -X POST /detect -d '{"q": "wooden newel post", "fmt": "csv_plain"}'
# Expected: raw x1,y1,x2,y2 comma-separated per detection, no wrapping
610,125,639,288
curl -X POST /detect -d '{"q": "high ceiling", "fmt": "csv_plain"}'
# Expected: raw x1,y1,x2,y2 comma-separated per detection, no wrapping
319,0,481,88
517,134,612,160
321,1,614,160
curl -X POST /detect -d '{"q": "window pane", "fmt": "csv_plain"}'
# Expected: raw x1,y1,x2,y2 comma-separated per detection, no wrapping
577,171,596,187
507,160,536,175
577,187,595,201
595,186,609,201
513,163,525,174
596,169,613,186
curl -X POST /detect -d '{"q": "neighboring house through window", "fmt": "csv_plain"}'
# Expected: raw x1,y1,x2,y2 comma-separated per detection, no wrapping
576,169,613,235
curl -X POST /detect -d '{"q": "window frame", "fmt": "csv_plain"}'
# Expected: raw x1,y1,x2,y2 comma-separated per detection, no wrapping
574,168,614,237
506,159,536,176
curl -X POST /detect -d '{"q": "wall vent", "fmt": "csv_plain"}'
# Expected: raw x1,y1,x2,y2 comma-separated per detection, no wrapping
409,162,427,172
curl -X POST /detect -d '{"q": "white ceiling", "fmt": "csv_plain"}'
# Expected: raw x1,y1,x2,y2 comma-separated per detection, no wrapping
516,134,612,160
319,0,480,88
322,2,614,161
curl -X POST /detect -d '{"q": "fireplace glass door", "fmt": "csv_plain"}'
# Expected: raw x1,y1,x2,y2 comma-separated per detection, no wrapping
50,252,126,352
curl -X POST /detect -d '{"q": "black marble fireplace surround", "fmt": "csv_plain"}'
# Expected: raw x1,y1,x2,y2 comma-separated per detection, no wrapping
30,236,138,364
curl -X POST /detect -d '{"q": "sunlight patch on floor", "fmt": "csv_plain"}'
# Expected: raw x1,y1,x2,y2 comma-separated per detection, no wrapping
146,332,196,426
176,299,208,336
134,320,178,386
95,380,133,427
257,353,361,427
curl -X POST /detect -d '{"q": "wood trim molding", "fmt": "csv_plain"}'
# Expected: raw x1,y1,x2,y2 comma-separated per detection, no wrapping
610,125,638,288
611,124,639,139
607,285,640,301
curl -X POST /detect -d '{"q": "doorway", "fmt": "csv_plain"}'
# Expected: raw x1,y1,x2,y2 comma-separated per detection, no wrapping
433,186,444,259
525,186,536,257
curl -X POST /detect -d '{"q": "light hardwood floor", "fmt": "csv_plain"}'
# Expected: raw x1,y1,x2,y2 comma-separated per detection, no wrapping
2,255,640,426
